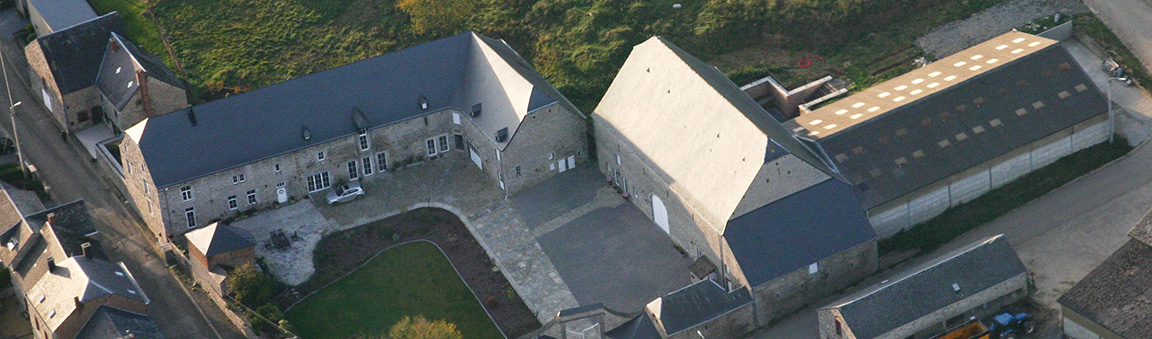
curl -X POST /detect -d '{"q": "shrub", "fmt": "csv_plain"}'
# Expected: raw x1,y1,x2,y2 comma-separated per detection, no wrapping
387,316,462,339
227,263,276,307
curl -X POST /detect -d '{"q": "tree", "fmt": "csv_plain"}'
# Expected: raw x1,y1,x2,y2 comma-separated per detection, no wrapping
396,0,478,36
227,263,275,306
387,316,462,339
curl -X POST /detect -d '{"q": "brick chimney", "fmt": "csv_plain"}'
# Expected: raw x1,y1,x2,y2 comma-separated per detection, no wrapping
74,296,81,309
46,212,55,224
136,70,155,118
46,257,55,272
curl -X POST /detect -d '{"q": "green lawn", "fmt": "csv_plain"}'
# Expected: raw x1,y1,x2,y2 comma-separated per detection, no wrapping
284,241,501,339
86,0,170,67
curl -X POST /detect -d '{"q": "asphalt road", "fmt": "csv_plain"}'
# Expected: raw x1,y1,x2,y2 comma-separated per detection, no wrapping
0,11,242,339
1081,0,1152,71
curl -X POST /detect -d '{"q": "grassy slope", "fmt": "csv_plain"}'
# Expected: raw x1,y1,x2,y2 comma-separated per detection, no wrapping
284,241,501,339
87,0,170,66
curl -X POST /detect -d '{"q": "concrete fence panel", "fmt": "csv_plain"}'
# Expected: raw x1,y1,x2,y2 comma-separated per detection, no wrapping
908,186,950,225
1072,120,1109,152
990,151,1032,188
949,169,991,207
870,203,911,238
1030,134,1073,169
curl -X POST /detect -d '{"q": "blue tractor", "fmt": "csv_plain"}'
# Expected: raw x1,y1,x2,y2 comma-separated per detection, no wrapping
988,312,1034,339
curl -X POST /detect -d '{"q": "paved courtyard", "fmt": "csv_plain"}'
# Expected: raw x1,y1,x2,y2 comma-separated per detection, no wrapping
229,151,692,324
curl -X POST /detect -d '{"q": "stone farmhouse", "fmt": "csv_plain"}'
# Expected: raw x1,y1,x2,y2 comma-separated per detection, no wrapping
1058,207,1152,339
0,194,159,339
587,30,1108,337
783,31,1109,237
24,12,188,134
119,32,588,242
818,235,1028,339
594,36,880,328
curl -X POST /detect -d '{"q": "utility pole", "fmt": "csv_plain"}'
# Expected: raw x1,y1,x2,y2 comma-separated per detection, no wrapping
0,49,24,178
1107,77,1128,144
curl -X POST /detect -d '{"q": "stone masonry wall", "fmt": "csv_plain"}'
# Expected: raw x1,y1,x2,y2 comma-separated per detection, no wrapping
873,274,1027,339
501,103,588,195
119,136,167,241
23,41,67,131
110,75,189,131
753,240,878,327
53,294,148,339
667,301,757,339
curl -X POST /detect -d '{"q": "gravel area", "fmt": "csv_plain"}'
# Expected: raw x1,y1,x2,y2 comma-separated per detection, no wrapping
916,0,1087,58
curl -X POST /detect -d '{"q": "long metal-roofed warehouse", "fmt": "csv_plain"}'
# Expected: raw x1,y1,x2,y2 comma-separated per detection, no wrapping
784,31,1110,236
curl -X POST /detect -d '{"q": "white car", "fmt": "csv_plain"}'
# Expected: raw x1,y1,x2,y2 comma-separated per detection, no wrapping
325,182,364,205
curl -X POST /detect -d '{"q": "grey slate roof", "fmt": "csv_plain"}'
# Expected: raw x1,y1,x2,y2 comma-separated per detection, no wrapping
185,222,256,256
1058,239,1152,338
129,32,571,188
723,178,876,286
28,256,149,331
605,314,662,339
814,44,1106,209
1125,206,1152,247
27,0,97,33
652,280,752,336
36,12,126,94
828,235,1025,339
97,32,184,110
76,305,164,339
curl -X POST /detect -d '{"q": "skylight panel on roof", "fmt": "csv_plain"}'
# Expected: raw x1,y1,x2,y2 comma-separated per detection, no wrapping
912,78,925,84
986,58,999,64
990,119,1002,127
996,45,1009,50
893,96,906,102
824,124,838,129
878,92,891,98
850,114,864,119
853,102,866,108
970,55,984,60
835,153,849,162
1015,108,1028,116
1013,38,1026,43
1028,41,1042,47
927,82,940,88
1058,91,1071,99
1075,83,1089,92
895,85,908,91
938,140,952,148
1032,101,1045,109
1011,49,1024,54
835,109,848,115
955,132,968,141
792,127,805,132
953,61,967,67
944,76,958,81
972,125,986,134
868,106,880,112
969,65,982,71
895,157,908,165
809,131,820,136
809,119,823,125
929,72,941,77
910,89,923,95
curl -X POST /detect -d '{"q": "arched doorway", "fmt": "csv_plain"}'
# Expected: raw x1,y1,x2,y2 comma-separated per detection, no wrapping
652,194,669,233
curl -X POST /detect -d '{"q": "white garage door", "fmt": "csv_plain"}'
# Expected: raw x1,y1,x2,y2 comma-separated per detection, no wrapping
652,194,669,233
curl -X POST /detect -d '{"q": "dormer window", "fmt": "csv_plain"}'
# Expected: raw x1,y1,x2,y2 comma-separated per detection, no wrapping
115,67,121,74
471,103,482,118
419,96,429,110
302,126,311,140
127,81,134,88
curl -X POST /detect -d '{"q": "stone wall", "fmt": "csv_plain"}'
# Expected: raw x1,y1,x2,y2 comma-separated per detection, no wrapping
119,136,168,241
107,74,189,132
500,103,589,195
52,294,147,339
868,115,1109,237
752,240,878,327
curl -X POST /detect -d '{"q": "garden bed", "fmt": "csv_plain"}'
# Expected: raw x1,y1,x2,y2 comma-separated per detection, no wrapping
273,208,538,337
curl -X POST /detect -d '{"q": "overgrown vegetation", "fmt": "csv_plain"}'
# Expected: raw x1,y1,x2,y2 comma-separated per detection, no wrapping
1074,14,1152,89
385,316,463,339
0,266,10,290
227,262,278,307
0,163,46,199
880,137,1134,255
87,0,1015,111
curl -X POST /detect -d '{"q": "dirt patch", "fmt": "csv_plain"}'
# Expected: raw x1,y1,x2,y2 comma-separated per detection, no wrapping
271,208,538,337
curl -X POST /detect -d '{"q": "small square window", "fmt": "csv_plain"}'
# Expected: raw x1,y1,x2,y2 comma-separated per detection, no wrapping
274,164,281,172
1041,69,1053,78
892,168,905,177
247,190,257,205
317,151,326,161
227,196,238,210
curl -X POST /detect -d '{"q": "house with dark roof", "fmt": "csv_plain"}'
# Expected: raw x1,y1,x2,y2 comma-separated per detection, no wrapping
24,12,187,134
75,305,164,339
593,35,879,331
0,196,160,339
783,31,1109,237
643,279,755,338
818,235,1028,339
21,0,97,36
1058,208,1152,339
119,31,588,242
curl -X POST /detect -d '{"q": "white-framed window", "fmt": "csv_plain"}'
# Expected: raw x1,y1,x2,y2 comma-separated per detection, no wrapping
317,151,326,161
247,189,257,205
515,166,522,177
426,138,437,156
146,200,152,215
362,157,373,176
180,186,193,201
185,207,195,228
127,162,132,174
376,152,388,171
358,131,370,151
307,171,331,192
347,161,359,180
426,135,450,156
232,173,245,184
276,182,286,188
227,195,238,210
438,135,449,152
808,262,820,275
274,164,281,172
452,112,461,125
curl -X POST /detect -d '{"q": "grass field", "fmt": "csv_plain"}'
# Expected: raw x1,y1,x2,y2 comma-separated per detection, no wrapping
284,241,501,339
84,0,1022,111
